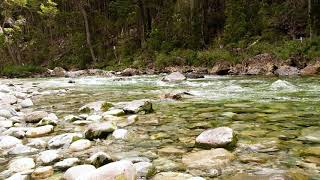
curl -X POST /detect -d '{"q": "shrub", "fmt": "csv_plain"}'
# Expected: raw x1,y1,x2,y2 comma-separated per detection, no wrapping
0,65,46,77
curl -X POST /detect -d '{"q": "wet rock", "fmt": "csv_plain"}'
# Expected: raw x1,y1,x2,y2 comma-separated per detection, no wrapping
26,138,47,149
103,109,125,116
26,125,54,138
69,139,92,152
38,113,58,126
9,157,35,173
20,98,33,108
152,172,203,180
0,109,15,119
24,111,48,123
301,147,320,157
162,72,186,82
86,115,102,122
37,150,61,164
274,66,300,76
54,158,80,170
127,115,138,125
8,144,38,155
87,152,112,167
182,148,235,171
134,162,155,178
51,67,66,77
112,129,128,140
153,158,185,172
298,127,320,144
270,80,296,90
68,79,75,84
123,99,153,114
64,115,81,122
85,160,136,180
48,133,82,149
121,68,140,76
0,135,22,149
79,101,113,113
163,91,193,101
85,122,117,140
158,147,186,156
63,165,96,180
196,127,237,149
31,166,53,179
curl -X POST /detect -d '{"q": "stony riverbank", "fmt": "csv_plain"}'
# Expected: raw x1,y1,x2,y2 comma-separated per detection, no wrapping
0,74,319,179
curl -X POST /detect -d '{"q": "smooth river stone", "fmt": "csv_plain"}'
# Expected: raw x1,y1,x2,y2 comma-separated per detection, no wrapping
26,125,54,138
69,139,92,152
9,157,35,173
0,135,22,149
24,111,48,123
31,166,54,179
64,165,96,180
37,150,61,164
196,127,237,148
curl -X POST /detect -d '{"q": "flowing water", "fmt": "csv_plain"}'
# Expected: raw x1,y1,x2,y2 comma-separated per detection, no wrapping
5,75,320,179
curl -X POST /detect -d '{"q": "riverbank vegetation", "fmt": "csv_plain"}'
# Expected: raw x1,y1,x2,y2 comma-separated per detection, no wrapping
1,0,320,72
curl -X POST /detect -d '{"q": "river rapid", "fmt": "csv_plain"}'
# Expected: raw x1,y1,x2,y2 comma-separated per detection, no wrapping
1,75,320,179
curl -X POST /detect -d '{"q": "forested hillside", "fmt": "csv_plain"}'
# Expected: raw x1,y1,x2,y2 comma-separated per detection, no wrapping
1,0,320,71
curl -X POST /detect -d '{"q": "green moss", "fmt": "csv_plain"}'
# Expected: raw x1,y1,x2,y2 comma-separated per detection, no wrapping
101,102,114,112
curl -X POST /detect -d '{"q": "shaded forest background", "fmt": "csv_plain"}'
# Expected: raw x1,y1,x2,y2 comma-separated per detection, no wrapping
1,0,320,71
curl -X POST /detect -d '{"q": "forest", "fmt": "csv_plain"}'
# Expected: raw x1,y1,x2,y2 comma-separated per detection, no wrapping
1,0,320,73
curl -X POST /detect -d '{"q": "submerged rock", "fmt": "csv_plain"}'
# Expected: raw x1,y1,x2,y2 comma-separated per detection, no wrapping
298,127,320,144
196,127,237,149
301,147,320,157
270,80,296,90
162,72,186,82
152,172,204,180
123,99,153,114
85,122,117,140
182,148,235,171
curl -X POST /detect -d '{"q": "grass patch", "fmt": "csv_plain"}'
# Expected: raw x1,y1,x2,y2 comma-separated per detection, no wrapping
0,65,46,78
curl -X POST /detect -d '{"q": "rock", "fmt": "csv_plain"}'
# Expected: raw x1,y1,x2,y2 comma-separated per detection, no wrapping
20,98,33,108
87,152,112,167
8,144,38,155
163,91,193,100
210,62,231,75
3,127,28,139
0,109,15,118
112,129,128,140
24,111,48,123
26,138,47,149
274,66,300,76
64,115,81,122
103,109,125,116
9,157,35,173
65,70,87,78
182,148,235,170
26,125,54,138
64,165,96,180
301,62,320,76
153,158,184,172
69,139,92,152
48,133,82,149
0,135,22,149
121,68,140,76
68,79,75,84
298,127,320,144
54,158,80,170
0,120,13,128
152,172,202,180
86,115,102,122
301,147,320,157
185,73,205,79
0,93,17,105
85,122,117,140
38,113,58,126
31,166,53,179
162,72,186,82
52,67,66,77
123,99,153,114
85,160,136,180
6,173,29,180
158,147,186,156
79,101,113,113
196,127,237,149
127,115,138,124
0,85,11,93
37,150,61,164
134,162,155,178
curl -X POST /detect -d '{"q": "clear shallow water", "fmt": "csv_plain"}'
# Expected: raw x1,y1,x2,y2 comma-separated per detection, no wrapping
11,75,320,179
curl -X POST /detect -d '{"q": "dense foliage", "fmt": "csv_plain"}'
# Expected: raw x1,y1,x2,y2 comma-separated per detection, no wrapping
1,0,320,70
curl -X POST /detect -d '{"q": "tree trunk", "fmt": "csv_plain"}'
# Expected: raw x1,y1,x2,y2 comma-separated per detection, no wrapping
80,5,97,63
202,0,209,45
137,0,146,46
309,0,312,39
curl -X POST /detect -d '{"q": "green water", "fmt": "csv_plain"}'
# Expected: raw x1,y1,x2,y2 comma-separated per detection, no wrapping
17,75,320,179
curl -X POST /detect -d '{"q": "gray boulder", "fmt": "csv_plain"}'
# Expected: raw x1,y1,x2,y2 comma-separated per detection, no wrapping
196,127,237,149
123,99,153,114
85,122,117,140
162,72,186,82
274,66,300,76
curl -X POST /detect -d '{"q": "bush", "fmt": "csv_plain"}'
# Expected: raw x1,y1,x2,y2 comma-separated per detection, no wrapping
197,48,235,66
0,65,46,78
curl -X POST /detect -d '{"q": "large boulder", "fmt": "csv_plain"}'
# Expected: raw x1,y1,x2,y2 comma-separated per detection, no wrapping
123,99,153,114
274,66,300,76
301,62,320,76
24,111,48,123
85,160,136,180
64,165,96,180
210,62,231,75
121,68,140,76
51,67,66,77
182,148,235,171
162,72,186,82
196,127,237,149
85,122,117,140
